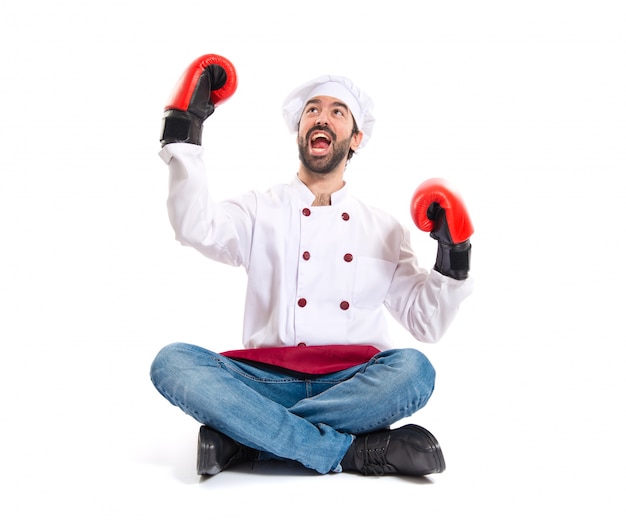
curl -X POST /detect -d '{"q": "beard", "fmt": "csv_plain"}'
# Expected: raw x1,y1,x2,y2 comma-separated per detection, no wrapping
298,126,352,175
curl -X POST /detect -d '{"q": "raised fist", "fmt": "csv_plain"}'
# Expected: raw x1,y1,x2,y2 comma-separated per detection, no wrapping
411,178,473,280
160,54,238,146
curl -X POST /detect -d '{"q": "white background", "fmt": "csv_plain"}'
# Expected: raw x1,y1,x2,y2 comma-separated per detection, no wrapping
1,1,625,521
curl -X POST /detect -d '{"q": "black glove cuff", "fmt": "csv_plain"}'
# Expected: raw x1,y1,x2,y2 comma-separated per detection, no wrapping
434,240,471,280
160,109,203,146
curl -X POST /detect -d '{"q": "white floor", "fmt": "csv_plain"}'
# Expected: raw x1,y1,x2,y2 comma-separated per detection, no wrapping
2,2,625,521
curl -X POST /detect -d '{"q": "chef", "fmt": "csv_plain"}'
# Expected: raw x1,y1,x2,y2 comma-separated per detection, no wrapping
151,55,474,478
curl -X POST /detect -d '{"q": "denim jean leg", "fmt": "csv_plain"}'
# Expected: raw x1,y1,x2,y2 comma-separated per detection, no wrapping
149,342,353,474
288,348,436,435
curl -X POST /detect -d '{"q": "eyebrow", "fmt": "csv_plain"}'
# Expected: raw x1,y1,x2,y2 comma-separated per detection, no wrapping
304,98,350,114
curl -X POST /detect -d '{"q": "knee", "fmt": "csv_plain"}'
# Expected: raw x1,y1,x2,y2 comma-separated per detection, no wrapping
149,342,199,386
406,349,436,387
381,349,436,404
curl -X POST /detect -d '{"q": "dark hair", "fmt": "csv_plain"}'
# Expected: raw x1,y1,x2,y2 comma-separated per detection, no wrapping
347,118,360,162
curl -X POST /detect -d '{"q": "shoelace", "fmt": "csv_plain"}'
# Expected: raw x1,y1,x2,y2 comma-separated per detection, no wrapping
360,432,392,476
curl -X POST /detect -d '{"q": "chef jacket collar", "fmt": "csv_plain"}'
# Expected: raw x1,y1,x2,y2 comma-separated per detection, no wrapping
292,175,349,206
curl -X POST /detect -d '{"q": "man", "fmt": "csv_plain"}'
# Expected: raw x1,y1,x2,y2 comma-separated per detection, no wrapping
150,54,474,477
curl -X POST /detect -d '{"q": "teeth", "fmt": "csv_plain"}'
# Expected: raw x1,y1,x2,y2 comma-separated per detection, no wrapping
312,132,329,141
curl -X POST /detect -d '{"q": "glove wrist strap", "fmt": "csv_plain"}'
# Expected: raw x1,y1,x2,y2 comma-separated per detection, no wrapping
434,240,471,280
160,109,203,146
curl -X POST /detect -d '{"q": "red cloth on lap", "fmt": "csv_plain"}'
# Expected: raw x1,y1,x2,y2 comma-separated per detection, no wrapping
221,345,380,374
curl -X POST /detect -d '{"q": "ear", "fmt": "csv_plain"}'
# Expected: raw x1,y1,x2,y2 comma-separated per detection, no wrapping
350,130,364,150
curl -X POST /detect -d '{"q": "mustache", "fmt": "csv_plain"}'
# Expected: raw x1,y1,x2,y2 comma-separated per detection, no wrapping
306,125,336,142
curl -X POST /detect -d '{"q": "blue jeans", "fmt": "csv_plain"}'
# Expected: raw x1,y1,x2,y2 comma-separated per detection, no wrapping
150,343,436,474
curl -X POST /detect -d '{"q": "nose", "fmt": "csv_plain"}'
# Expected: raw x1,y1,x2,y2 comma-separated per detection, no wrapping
316,110,329,126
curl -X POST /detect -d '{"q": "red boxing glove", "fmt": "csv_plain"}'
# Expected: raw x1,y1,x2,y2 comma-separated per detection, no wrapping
411,178,474,243
160,54,238,146
411,178,473,280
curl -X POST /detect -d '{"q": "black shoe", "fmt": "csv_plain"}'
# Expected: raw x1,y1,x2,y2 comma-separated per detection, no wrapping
341,424,445,476
197,425,259,475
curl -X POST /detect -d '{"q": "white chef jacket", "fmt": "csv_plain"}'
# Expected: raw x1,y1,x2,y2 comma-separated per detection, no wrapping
161,143,473,351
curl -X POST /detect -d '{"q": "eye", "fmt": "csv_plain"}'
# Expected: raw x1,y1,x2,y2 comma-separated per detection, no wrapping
305,106,319,114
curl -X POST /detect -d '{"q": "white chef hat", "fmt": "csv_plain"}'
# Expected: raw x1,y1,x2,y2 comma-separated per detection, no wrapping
282,74,375,148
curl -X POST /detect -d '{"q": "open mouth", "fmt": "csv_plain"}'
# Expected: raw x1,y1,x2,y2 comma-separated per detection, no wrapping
309,130,332,154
